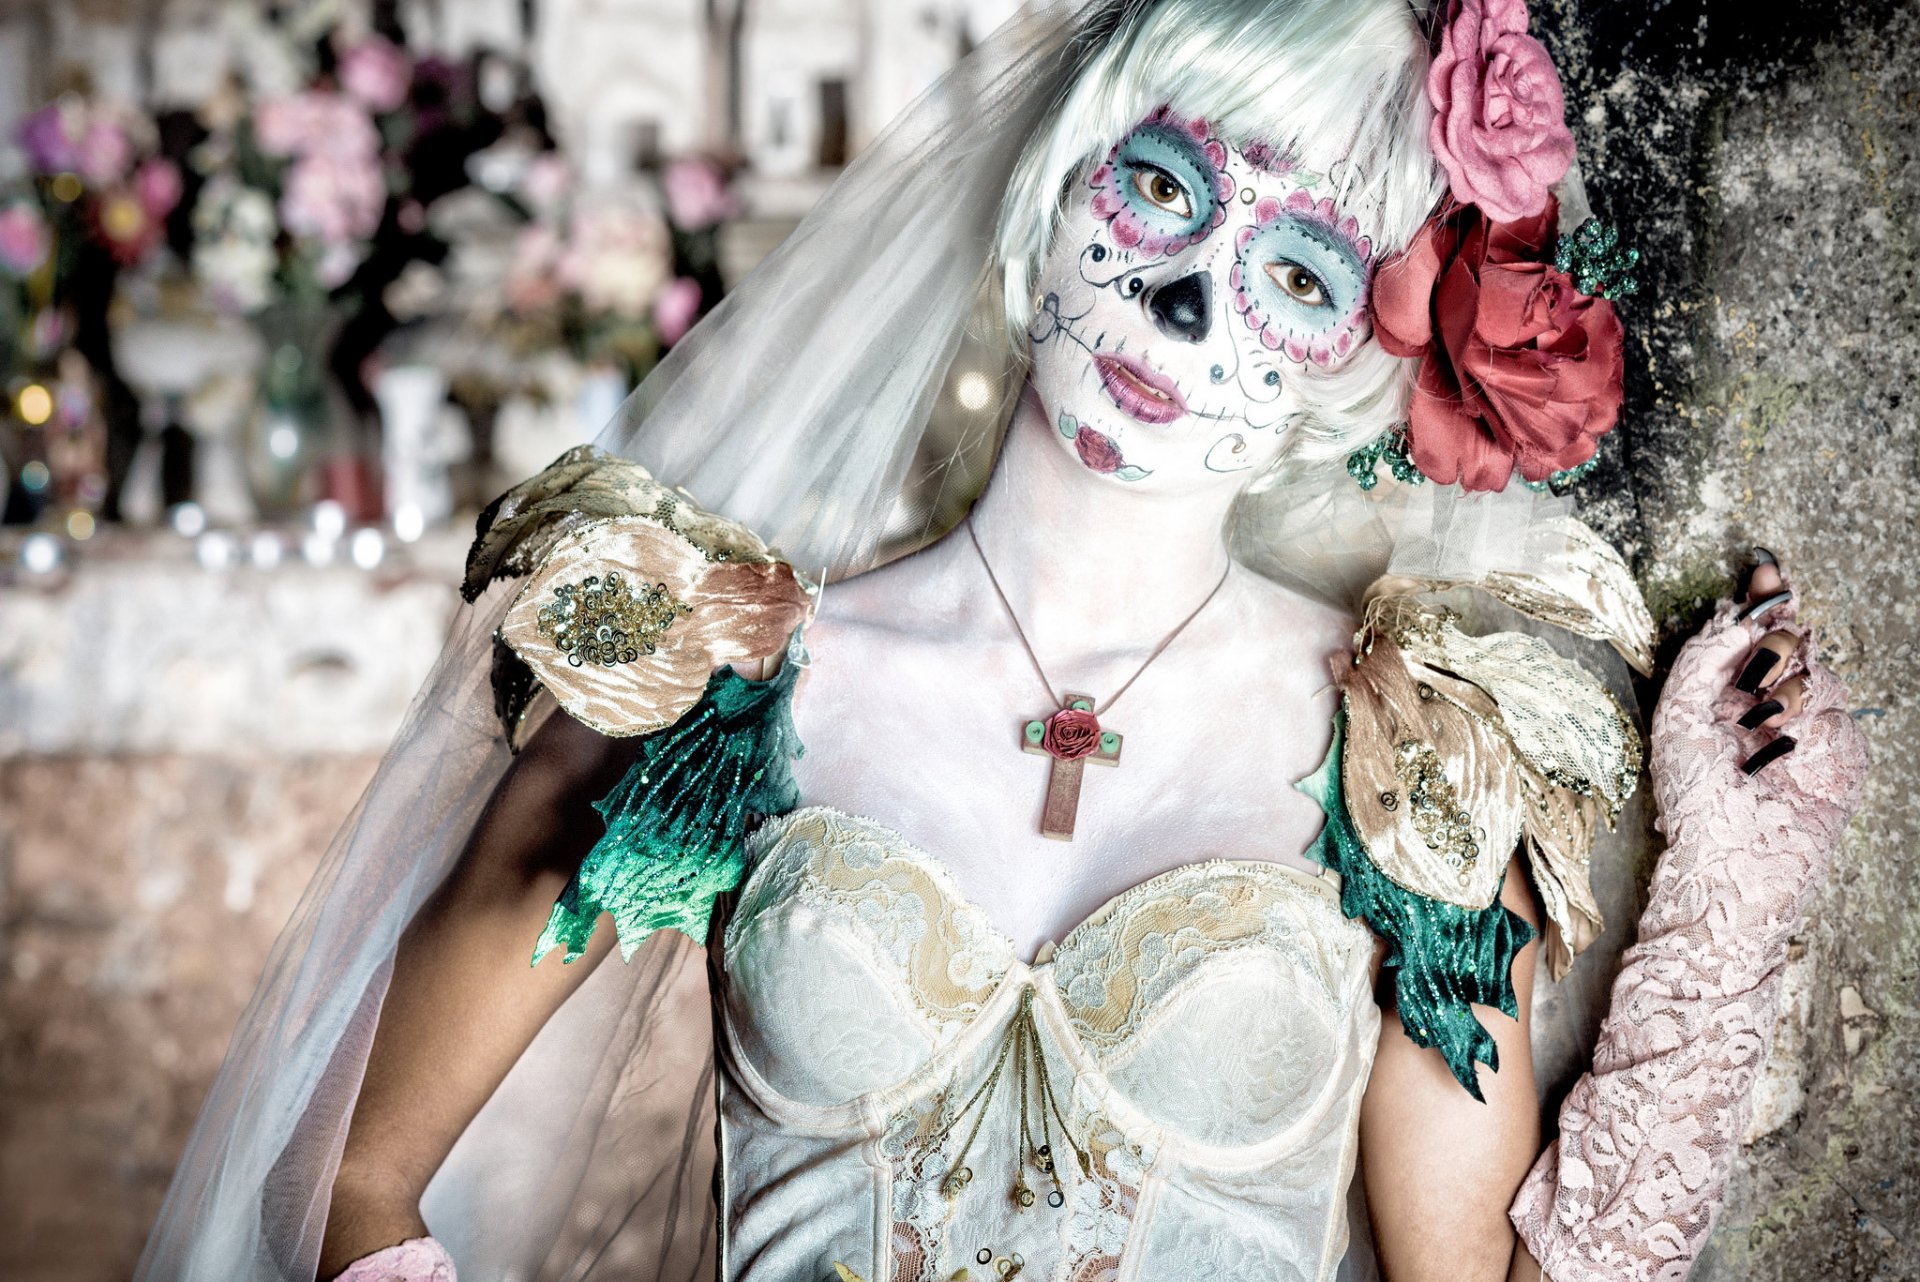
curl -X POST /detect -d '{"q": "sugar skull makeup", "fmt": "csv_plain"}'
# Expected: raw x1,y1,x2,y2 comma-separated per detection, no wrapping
1087,106,1235,258
1232,192,1374,365
1026,106,1385,494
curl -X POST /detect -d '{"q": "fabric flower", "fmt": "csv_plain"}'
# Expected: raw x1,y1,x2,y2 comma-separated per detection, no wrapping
498,516,809,736
1427,0,1575,223
478,448,810,738
1042,708,1102,761
1372,199,1623,491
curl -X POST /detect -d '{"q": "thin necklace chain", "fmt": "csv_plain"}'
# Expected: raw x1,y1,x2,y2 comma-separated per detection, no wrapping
964,513,1231,716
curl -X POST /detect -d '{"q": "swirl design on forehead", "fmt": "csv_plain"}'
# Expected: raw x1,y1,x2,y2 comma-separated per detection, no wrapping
1230,190,1376,367
1087,106,1235,258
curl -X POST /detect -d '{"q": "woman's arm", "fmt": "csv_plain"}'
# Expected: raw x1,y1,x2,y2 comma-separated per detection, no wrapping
1362,846,1546,1282
1504,561,1869,1282
317,710,635,1280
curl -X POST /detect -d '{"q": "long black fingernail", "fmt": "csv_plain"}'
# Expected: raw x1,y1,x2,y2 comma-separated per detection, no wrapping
1742,735,1797,776
1738,546,1781,601
1735,650,1781,693
1738,699,1785,729
1738,590,1793,622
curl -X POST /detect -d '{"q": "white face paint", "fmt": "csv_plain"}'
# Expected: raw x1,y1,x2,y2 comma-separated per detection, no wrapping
1028,105,1380,494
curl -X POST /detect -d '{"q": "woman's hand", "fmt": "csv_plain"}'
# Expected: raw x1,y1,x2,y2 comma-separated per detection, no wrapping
1507,549,1870,1282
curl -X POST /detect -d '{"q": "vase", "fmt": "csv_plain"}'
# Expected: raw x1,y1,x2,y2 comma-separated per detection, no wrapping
243,298,348,518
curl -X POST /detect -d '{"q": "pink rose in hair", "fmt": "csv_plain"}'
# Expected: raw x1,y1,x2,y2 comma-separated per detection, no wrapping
1427,0,1575,223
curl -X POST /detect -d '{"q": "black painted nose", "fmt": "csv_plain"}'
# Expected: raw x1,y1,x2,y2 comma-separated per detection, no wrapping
1147,272,1212,343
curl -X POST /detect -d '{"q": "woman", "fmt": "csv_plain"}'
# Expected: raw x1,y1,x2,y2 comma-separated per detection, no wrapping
138,2,1869,1280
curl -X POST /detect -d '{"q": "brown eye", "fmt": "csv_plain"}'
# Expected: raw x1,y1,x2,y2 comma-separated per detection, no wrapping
1266,261,1327,307
1131,166,1193,219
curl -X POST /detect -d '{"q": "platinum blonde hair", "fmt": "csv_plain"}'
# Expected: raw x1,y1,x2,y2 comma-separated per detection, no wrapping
994,0,1446,463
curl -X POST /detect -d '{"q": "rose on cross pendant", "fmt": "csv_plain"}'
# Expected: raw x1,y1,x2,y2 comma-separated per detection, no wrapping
1023,695,1124,840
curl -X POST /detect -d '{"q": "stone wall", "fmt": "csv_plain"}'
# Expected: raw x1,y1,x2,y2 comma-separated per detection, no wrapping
0,532,464,1282
1540,0,1919,1276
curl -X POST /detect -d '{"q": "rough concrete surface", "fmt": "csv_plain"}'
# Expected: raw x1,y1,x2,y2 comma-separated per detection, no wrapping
1537,0,1919,1276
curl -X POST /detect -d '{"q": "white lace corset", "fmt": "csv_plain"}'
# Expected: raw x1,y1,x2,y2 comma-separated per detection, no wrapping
715,806,1382,1282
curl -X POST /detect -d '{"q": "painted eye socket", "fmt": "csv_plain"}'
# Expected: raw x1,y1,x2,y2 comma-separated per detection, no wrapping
1089,112,1231,258
1265,260,1328,307
1231,195,1375,366
1131,165,1193,219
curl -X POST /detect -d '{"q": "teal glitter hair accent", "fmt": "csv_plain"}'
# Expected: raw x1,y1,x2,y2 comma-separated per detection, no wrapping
1346,423,1428,490
1296,703,1536,1101
1554,217,1642,301
532,662,804,965
1521,451,1604,494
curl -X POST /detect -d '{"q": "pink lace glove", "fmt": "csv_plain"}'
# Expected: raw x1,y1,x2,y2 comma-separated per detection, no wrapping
333,1236,456,1282
1508,568,1871,1281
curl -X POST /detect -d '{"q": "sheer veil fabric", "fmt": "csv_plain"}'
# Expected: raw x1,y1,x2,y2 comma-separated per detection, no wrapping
138,3,1584,1279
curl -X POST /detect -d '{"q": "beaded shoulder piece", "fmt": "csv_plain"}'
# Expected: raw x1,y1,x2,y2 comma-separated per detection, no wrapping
465,446,813,964
1299,514,1653,1098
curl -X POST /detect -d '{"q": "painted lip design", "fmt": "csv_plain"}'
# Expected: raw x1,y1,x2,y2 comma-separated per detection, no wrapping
1093,352,1188,425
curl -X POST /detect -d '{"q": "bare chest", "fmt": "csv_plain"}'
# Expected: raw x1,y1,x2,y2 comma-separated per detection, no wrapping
786,590,1348,959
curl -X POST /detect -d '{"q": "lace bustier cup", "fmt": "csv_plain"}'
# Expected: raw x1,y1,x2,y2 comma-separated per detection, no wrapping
714,807,1381,1282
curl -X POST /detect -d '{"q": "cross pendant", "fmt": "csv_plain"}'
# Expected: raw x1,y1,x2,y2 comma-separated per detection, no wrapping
1022,693,1123,841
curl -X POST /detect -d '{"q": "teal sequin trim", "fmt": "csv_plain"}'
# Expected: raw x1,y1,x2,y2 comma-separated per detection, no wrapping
1346,423,1428,491
1297,703,1536,1102
1521,451,1604,494
1554,217,1642,301
533,662,804,965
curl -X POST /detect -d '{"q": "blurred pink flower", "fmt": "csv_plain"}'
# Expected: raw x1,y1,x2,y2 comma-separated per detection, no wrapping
0,202,50,275
339,36,413,114
653,277,703,344
19,103,82,173
255,92,379,161
520,152,572,215
77,118,133,185
663,157,737,231
135,157,183,219
281,149,386,245
504,223,567,313
563,203,671,315
93,189,161,266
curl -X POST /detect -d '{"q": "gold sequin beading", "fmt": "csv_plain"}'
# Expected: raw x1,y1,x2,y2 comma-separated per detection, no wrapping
536,571,691,668
1394,738,1481,879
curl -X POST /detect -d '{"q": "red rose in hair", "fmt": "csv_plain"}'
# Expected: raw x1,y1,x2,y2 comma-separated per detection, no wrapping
1041,707,1101,761
1371,199,1624,492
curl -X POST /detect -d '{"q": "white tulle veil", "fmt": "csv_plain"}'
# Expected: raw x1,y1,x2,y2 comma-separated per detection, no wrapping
136,2,1588,1279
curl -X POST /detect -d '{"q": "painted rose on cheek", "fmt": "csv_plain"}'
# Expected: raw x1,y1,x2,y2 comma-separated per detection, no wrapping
1057,412,1150,482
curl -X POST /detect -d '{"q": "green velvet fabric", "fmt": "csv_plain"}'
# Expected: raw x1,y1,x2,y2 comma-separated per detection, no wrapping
1297,702,1537,1102
532,662,804,965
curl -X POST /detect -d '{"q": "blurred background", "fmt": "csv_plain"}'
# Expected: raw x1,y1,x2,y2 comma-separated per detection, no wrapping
0,1,1915,1280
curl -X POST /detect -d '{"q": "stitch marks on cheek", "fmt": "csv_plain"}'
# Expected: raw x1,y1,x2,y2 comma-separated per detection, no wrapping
1057,412,1153,483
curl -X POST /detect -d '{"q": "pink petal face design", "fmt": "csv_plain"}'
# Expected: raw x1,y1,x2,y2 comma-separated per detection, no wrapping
1029,106,1380,495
